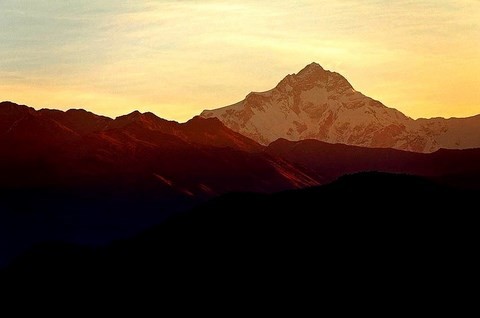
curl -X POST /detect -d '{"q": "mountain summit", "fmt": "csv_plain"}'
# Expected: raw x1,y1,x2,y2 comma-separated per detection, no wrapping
201,63,480,152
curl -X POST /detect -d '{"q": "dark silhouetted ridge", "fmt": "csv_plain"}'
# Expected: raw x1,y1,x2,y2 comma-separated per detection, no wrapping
3,172,477,297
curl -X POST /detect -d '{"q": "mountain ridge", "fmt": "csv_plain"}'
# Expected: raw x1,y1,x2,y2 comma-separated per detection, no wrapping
266,137,480,189
0,100,316,192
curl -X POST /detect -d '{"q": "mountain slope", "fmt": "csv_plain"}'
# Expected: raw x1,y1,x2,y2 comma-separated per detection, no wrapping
0,101,316,194
201,63,480,152
267,138,480,188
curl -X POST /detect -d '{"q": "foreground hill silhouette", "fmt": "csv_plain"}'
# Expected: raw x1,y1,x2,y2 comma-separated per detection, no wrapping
3,173,477,294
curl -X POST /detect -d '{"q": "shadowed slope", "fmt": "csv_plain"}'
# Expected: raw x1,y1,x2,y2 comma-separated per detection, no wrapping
268,138,480,188
3,173,477,296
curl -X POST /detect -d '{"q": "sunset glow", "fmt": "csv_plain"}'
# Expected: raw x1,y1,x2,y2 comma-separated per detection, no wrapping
1,0,479,121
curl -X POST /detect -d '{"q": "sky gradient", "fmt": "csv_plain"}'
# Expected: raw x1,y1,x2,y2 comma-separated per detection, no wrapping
1,0,479,121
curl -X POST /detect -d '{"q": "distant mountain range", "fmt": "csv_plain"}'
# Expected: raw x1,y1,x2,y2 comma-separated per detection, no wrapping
202,62,480,152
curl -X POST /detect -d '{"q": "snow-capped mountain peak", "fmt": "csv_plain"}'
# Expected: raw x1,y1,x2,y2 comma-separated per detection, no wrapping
201,63,480,152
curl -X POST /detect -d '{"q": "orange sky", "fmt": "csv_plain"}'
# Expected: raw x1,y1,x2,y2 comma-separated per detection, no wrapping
1,0,479,121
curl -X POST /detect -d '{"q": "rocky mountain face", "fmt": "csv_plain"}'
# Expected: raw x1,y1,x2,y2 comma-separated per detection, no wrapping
201,63,480,152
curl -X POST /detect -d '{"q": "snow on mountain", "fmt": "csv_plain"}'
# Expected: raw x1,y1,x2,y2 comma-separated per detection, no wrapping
201,63,480,152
